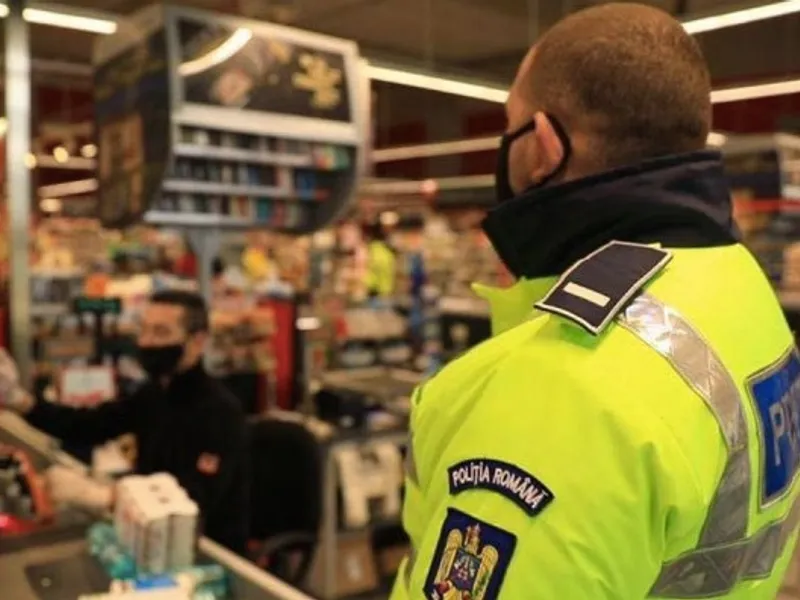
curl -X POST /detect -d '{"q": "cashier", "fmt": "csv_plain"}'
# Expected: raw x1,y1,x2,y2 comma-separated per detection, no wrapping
0,290,249,554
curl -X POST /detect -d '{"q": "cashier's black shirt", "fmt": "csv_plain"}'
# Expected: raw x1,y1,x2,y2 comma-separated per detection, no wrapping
27,363,249,554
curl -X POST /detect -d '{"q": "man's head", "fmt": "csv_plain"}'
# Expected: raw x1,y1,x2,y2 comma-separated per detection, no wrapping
137,290,209,380
498,2,712,199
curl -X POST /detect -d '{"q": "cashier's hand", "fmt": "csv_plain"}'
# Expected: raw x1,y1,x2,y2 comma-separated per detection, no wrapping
44,465,113,514
0,348,33,414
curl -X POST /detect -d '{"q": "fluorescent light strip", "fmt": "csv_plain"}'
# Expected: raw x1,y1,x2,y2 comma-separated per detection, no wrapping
0,3,117,34
372,136,499,162
712,78,800,104
682,0,800,35
373,131,728,164
370,61,800,105
366,64,509,103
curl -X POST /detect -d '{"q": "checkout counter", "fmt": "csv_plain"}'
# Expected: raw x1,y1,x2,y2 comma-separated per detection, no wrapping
0,413,315,600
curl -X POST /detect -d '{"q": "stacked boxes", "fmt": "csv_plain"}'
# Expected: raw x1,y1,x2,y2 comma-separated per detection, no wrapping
114,473,199,575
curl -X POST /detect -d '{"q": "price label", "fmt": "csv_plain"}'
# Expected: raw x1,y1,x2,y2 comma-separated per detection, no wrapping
59,365,116,408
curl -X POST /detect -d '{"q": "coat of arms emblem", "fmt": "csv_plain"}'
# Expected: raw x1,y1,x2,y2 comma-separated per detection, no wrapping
430,522,499,600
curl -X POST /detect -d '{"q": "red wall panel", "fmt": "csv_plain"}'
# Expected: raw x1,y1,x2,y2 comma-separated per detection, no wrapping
713,93,800,133
34,85,93,122
375,121,428,179
461,108,504,176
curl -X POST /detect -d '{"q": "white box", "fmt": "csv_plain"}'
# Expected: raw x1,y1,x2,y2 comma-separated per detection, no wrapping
167,497,199,570
115,476,148,553
147,473,181,495
136,498,172,575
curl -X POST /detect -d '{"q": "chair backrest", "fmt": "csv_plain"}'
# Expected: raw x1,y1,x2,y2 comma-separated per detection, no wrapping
247,418,323,540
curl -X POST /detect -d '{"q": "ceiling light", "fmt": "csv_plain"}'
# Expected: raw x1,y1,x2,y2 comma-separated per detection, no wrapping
24,153,37,169
39,198,63,213
682,0,800,35
366,64,509,104
706,132,728,147
80,143,98,159
52,146,69,163
380,211,400,226
296,316,321,332
0,4,117,34
712,78,800,104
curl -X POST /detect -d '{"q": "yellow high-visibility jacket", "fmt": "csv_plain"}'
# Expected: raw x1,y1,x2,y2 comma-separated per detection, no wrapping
392,240,800,599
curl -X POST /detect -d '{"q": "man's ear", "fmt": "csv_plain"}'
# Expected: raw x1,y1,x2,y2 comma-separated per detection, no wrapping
190,331,208,353
530,111,566,184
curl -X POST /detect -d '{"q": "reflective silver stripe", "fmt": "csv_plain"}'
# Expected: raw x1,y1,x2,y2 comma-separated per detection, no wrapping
620,293,750,543
743,494,800,579
618,294,759,596
647,496,800,597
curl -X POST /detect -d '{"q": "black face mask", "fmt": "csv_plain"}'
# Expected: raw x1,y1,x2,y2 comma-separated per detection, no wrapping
494,115,572,203
137,343,185,380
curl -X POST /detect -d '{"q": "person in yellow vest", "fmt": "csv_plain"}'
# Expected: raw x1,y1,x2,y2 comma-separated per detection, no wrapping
391,4,800,599
363,222,397,300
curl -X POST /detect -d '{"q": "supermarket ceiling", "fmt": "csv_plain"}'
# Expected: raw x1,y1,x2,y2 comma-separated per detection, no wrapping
14,0,800,86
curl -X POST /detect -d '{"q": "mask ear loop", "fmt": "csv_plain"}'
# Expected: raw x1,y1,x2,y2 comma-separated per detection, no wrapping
534,113,573,188
507,119,537,142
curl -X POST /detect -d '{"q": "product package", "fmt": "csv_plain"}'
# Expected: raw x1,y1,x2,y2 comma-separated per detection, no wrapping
113,473,199,575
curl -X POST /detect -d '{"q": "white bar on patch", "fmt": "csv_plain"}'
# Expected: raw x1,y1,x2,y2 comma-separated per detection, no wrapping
563,282,611,307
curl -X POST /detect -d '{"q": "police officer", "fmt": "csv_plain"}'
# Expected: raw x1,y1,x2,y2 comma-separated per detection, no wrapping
392,4,800,599
0,291,248,554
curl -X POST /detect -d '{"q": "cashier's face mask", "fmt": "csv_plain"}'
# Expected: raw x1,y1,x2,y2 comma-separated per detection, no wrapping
137,343,185,380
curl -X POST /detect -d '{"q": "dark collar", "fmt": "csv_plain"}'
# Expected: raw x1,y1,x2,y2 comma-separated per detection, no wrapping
482,150,739,279
166,362,209,402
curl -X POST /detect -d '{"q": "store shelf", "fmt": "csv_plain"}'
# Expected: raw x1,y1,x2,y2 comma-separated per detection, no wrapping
30,304,70,318
174,143,314,168
143,211,258,228
163,180,290,198
785,185,800,200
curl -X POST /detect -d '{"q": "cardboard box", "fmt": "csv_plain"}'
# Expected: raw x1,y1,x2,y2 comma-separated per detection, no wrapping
308,532,379,598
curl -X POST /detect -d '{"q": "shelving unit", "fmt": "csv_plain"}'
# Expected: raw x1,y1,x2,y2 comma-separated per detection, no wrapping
93,4,368,237
92,4,368,299
155,127,356,230
723,134,800,287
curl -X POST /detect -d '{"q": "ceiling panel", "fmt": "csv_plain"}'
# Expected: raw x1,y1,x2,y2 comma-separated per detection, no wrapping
296,0,532,64
9,0,800,94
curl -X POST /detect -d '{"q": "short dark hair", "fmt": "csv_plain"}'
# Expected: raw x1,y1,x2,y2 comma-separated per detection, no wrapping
523,3,711,171
150,290,209,333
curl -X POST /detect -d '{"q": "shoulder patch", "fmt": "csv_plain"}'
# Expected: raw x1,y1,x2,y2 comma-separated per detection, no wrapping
448,459,554,517
424,508,516,600
535,240,672,335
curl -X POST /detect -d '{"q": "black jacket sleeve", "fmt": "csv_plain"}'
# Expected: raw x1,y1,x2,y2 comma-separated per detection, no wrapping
25,390,143,447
